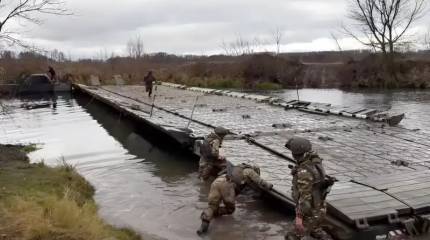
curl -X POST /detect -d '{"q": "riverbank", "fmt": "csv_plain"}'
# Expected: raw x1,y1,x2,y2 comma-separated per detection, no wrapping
4,50,430,92
0,144,142,240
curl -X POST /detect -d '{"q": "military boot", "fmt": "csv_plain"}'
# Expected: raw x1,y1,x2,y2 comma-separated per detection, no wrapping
310,229,333,240
196,220,210,236
285,232,300,240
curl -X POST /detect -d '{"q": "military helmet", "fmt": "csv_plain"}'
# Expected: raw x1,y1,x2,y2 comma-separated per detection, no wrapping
214,127,230,137
238,163,260,175
285,137,312,155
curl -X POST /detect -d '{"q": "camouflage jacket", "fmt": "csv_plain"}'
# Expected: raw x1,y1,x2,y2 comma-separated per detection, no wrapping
291,152,327,216
201,133,222,161
144,75,155,86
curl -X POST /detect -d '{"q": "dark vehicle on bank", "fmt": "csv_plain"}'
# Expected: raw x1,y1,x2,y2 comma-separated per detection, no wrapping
18,74,72,94
19,74,54,94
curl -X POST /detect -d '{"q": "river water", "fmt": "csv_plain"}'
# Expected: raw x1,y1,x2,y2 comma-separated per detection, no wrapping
273,88,430,133
0,93,289,240
1,89,430,240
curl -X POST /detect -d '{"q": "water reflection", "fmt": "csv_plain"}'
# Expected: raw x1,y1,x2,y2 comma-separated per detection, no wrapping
76,95,198,183
1,94,290,240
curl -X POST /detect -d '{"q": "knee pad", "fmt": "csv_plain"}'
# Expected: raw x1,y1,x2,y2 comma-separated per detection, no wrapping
200,211,210,221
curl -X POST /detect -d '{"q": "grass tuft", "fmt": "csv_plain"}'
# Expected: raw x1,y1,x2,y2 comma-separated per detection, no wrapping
0,145,142,240
255,82,282,90
21,144,40,154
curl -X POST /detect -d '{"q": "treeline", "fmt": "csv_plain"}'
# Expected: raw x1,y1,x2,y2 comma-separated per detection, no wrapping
1,49,430,89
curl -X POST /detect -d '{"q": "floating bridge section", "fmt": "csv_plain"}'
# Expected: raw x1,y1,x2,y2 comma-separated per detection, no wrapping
74,83,430,239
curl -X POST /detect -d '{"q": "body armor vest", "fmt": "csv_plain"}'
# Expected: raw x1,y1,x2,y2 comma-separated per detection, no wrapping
292,153,334,208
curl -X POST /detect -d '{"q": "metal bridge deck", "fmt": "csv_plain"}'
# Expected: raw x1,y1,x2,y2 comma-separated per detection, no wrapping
75,84,430,231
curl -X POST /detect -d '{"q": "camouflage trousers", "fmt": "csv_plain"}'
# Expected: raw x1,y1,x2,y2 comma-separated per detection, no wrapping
201,175,236,222
289,208,332,240
198,157,225,181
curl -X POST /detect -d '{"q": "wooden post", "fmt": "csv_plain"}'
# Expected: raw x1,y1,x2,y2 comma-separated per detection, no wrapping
187,96,199,128
150,94,156,118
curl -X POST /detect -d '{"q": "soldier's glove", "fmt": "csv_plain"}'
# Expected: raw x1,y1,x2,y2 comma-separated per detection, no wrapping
260,180,273,190
295,215,305,235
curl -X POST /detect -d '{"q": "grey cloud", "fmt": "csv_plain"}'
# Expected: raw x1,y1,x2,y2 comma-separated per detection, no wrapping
17,0,430,56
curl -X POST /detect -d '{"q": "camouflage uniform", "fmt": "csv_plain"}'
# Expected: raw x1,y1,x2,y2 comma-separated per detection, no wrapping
197,162,273,235
286,137,333,240
198,128,229,181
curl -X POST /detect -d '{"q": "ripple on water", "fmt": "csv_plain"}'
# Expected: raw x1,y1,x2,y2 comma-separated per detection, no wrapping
0,93,291,240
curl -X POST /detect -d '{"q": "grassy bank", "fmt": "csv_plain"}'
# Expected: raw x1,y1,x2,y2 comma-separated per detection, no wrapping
0,144,141,240
170,77,283,90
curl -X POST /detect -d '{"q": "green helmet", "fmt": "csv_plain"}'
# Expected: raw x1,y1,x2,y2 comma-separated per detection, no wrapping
285,137,312,155
214,127,230,137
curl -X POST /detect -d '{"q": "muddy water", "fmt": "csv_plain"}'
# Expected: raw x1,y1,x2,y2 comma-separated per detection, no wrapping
0,93,289,240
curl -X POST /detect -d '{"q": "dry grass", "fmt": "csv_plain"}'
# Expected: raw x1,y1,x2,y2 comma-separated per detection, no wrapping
1,194,140,240
0,145,142,240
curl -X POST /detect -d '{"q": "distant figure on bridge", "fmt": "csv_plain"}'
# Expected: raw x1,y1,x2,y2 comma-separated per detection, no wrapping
48,66,56,82
198,127,230,181
285,137,335,240
197,162,273,235
143,71,155,97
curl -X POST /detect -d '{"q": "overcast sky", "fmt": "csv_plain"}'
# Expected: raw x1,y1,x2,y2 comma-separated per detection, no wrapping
6,0,430,58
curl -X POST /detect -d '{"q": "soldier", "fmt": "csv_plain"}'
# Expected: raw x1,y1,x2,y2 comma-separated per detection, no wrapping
285,137,334,240
198,127,230,181
143,71,155,97
48,66,56,82
197,161,273,235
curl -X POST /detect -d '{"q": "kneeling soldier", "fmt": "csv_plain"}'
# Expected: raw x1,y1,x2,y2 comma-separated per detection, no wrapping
197,161,273,235
198,127,230,181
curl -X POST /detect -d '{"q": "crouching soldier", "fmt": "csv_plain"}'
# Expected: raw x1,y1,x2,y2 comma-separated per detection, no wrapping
197,162,273,235
285,137,335,240
198,127,230,181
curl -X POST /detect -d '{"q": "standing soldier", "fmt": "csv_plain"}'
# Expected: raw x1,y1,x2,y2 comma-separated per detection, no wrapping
197,161,273,235
143,71,155,97
198,127,230,181
285,137,334,240
48,66,56,82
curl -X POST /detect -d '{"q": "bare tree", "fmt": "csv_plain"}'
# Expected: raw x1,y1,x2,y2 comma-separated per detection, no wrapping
220,34,260,56
344,0,426,55
424,29,430,50
49,49,66,62
0,0,70,47
272,27,283,55
330,32,343,51
127,35,144,59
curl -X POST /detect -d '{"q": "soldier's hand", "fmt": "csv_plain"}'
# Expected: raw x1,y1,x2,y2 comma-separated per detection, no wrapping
295,216,305,235
261,181,273,190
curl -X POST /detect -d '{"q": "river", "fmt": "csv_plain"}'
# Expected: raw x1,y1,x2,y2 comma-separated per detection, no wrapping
1,88,430,240
272,88,430,133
